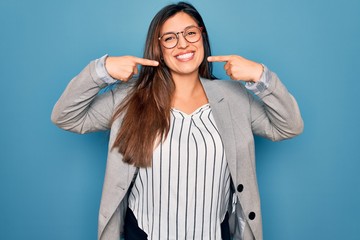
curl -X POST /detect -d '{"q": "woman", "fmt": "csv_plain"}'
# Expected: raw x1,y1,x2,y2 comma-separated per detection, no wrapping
52,2,303,240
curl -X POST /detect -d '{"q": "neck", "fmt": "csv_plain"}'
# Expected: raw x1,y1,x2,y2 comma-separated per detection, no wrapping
170,71,208,114
172,71,201,97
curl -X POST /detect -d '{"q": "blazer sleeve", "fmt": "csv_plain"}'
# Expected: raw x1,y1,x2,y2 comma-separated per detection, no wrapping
248,70,304,141
51,61,120,134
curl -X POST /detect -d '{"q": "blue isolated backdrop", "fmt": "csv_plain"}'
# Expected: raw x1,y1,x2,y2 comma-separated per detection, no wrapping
1,0,359,239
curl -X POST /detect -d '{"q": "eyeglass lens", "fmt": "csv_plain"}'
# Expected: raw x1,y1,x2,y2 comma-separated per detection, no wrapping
160,26,202,49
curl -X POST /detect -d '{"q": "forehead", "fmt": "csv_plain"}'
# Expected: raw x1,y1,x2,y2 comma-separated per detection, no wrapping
161,12,198,33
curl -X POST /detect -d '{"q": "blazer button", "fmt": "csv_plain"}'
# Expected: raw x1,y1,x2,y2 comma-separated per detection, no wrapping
237,184,244,192
249,212,256,220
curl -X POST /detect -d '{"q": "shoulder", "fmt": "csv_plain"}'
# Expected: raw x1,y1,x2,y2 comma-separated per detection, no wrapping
112,78,136,91
102,78,136,104
202,78,246,90
201,78,250,100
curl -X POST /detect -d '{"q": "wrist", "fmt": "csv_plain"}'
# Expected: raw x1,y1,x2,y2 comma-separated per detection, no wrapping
95,54,117,84
104,56,116,79
251,63,264,82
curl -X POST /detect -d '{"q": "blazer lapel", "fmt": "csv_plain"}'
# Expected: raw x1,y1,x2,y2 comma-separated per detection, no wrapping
201,78,237,179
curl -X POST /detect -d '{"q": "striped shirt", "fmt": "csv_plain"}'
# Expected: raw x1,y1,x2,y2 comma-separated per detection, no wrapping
128,104,231,240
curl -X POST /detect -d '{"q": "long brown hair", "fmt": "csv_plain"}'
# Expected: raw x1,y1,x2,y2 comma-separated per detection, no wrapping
112,2,215,167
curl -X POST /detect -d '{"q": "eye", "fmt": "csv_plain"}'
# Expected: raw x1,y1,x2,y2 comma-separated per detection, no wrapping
163,34,176,42
187,31,197,36
185,27,201,38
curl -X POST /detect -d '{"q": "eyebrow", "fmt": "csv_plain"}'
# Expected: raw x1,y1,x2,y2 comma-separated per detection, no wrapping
160,25,197,36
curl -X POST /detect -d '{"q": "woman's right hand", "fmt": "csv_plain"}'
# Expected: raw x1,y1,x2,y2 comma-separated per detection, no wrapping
105,56,159,81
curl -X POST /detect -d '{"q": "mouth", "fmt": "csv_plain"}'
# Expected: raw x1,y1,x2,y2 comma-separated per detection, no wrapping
175,52,195,61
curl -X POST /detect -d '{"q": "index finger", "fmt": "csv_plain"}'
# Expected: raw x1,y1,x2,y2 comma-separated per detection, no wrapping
207,55,232,62
133,57,159,66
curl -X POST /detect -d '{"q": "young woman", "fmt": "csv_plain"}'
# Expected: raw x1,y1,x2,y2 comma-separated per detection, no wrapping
52,2,303,240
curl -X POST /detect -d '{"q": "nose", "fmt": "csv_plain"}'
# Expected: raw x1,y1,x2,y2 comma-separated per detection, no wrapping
177,33,188,48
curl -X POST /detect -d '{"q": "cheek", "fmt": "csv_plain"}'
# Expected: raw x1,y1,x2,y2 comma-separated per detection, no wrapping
195,46,205,64
196,41,205,58
161,49,172,63
198,48,205,60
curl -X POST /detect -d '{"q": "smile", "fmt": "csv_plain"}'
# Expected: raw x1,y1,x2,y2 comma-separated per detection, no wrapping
175,52,194,61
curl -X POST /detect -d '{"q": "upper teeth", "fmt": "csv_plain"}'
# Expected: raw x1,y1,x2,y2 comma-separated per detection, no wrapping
177,52,193,59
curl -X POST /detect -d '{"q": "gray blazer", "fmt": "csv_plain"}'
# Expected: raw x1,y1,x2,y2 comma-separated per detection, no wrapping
51,60,303,240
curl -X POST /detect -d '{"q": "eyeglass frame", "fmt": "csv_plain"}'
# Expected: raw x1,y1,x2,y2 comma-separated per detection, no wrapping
158,25,203,49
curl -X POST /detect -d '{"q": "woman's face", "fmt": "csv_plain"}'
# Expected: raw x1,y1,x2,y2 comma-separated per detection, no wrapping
159,12,204,78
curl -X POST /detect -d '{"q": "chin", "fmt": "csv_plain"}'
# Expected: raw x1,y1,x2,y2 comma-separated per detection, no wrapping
167,61,202,76
171,67,199,76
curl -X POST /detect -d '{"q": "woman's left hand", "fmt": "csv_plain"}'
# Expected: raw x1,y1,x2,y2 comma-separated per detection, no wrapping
208,55,263,82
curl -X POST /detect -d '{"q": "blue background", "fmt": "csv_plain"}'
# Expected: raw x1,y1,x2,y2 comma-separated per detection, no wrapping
1,0,359,239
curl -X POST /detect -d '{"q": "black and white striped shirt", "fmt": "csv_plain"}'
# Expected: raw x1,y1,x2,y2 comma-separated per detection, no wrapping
128,104,231,240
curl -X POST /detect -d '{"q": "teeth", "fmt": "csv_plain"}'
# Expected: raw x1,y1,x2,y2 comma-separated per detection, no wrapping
176,52,194,59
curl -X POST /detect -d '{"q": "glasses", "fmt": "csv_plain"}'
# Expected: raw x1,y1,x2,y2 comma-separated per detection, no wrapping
158,26,203,49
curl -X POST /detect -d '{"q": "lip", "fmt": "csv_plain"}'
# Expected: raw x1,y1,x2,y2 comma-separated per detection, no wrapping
175,51,195,62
